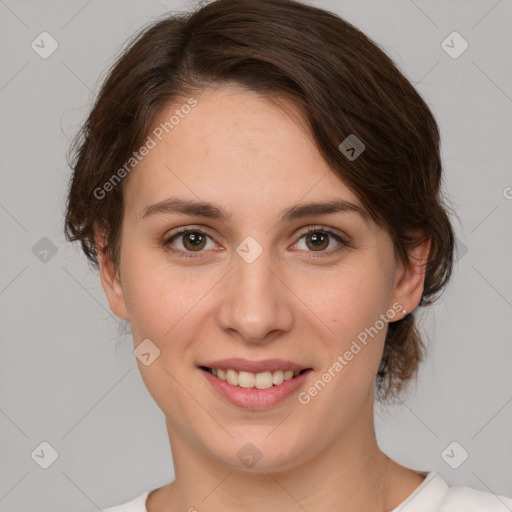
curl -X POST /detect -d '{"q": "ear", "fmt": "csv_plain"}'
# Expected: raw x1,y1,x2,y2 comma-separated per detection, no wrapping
389,234,431,321
95,232,129,320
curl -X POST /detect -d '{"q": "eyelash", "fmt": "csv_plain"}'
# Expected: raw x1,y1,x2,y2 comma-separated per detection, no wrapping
163,226,349,260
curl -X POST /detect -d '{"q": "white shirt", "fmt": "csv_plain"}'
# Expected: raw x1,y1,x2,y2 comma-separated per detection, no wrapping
102,471,512,511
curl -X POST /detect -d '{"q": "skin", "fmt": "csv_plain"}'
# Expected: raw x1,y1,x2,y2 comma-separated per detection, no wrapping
98,85,430,511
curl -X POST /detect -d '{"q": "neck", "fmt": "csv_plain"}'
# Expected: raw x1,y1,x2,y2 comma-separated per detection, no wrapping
152,395,405,512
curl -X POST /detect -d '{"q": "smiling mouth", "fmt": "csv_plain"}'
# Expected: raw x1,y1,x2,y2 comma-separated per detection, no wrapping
200,366,311,389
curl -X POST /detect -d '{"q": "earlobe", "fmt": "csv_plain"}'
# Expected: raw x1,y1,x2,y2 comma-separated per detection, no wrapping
390,235,431,321
96,235,129,320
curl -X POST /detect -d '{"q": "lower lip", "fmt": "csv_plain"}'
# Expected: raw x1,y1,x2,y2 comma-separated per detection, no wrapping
200,368,312,410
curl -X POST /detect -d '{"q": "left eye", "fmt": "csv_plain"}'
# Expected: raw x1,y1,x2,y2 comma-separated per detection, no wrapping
291,227,345,253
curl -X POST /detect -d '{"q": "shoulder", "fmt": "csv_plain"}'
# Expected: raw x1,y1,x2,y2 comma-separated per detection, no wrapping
101,490,151,512
393,471,512,512
439,485,512,511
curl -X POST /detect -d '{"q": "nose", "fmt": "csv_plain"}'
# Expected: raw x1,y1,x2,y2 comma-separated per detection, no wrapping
216,245,294,344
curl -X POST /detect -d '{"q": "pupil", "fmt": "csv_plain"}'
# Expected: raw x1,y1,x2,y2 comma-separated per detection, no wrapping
309,232,328,250
189,233,201,245
185,232,204,250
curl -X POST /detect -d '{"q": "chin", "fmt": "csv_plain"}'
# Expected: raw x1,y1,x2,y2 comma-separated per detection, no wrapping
203,430,312,474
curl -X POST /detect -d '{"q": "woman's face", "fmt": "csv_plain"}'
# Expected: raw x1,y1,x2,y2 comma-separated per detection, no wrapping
100,85,421,472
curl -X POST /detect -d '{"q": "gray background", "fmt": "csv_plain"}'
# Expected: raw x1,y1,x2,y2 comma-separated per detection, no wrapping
1,0,511,510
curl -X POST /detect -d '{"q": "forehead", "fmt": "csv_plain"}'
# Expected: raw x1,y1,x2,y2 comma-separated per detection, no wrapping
124,86,361,216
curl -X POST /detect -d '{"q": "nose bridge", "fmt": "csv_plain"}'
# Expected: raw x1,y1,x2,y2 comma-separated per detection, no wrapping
217,238,293,342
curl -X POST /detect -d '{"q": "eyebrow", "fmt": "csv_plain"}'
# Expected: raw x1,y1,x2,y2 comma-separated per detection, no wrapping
141,197,369,223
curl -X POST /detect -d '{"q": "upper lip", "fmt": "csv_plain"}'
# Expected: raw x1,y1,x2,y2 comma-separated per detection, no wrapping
199,358,311,373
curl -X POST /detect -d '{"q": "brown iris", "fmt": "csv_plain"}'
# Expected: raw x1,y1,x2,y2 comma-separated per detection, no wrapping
182,231,207,251
305,231,329,251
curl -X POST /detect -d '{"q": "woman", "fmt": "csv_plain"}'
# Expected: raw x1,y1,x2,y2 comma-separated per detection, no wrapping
64,0,512,510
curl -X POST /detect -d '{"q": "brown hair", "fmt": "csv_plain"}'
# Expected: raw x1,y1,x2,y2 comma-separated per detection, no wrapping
64,0,455,402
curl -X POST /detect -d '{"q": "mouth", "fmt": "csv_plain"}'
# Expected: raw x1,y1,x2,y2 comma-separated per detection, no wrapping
199,366,312,390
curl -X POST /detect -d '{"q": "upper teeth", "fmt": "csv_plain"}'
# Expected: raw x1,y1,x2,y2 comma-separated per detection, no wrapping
210,368,301,389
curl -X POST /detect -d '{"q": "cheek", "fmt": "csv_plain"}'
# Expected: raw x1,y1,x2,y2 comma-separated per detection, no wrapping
310,261,393,329
303,265,392,389
121,258,200,414
120,245,200,337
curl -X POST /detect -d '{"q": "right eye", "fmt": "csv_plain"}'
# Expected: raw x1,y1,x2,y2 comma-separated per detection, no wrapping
164,228,218,258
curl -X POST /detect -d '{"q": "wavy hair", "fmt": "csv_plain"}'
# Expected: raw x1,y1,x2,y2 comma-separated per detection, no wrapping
64,0,455,402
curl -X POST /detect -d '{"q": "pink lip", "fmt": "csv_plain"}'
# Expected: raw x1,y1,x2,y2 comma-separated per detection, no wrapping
200,367,313,410
199,358,310,373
